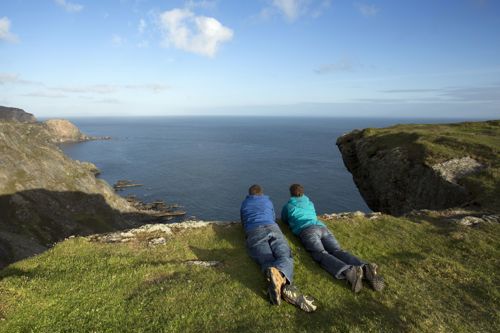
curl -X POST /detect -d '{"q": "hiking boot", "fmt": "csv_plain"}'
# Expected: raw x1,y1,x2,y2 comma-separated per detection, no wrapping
282,284,317,313
266,267,286,305
363,263,385,291
344,266,363,293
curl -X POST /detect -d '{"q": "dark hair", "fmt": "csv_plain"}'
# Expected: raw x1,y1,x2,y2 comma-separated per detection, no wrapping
249,184,263,195
289,184,304,197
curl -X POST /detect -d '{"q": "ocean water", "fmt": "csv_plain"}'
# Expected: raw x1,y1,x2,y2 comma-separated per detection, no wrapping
59,117,467,221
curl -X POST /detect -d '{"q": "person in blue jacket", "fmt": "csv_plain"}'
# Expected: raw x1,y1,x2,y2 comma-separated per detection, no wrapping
281,184,385,293
240,184,316,312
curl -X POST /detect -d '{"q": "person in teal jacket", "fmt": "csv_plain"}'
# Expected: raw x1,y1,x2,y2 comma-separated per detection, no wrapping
281,184,385,293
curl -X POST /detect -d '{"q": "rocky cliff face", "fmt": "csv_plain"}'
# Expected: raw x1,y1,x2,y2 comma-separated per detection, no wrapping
0,121,136,267
43,119,109,143
336,121,500,215
0,106,37,123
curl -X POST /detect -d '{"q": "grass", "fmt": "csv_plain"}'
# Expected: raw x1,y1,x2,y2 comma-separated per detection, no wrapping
359,120,500,211
1,216,499,333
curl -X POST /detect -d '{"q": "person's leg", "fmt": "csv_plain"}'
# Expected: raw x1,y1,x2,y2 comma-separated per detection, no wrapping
245,225,286,304
299,226,351,279
321,227,383,292
320,227,365,269
246,226,278,273
267,224,294,284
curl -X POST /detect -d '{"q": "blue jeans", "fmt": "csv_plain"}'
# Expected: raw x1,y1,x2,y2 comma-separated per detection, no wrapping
245,224,294,283
299,225,364,279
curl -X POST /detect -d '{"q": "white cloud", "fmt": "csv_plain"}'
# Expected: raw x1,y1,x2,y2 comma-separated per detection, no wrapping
54,0,84,13
112,34,126,47
94,98,121,104
262,0,331,22
0,17,19,43
138,19,146,34
159,8,233,57
123,83,170,93
55,84,117,94
22,91,67,98
185,0,218,10
0,73,40,85
271,0,306,21
355,3,379,17
52,83,170,94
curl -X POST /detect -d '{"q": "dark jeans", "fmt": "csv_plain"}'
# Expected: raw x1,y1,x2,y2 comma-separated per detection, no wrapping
245,224,294,283
299,225,364,279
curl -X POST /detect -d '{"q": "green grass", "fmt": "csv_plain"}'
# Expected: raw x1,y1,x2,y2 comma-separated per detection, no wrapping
360,120,500,211
1,217,499,333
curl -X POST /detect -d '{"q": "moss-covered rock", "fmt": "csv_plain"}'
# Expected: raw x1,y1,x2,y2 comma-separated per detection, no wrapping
337,120,500,215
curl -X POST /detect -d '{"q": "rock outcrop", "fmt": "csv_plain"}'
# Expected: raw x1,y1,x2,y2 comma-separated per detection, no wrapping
0,106,37,123
43,119,96,143
336,121,499,215
0,121,136,267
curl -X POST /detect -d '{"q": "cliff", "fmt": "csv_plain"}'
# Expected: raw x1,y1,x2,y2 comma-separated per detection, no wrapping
0,121,136,267
336,120,500,215
0,106,36,123
42,119,109,143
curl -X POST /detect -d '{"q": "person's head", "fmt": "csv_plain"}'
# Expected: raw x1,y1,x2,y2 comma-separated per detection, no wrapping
289,183,304,197
248,184,263,196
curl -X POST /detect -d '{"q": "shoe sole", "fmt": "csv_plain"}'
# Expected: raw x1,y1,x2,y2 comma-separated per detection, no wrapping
282,285,317,313
364,264,385,292
267,267,285,305
352,266,363,293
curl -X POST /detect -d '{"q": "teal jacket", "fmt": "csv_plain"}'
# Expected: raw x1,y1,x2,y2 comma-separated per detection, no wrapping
281,195,325,236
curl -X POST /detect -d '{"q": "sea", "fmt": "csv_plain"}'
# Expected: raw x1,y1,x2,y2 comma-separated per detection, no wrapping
59,117,475,221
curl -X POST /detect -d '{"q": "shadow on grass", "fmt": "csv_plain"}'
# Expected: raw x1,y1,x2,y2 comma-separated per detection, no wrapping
189,225,268,302
0,266,34,280
0,189,166,271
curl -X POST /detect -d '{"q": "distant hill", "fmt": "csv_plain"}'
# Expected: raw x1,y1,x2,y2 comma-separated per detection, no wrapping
0,106,36,123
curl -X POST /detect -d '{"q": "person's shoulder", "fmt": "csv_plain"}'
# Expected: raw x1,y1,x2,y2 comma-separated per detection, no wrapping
240,195,252,206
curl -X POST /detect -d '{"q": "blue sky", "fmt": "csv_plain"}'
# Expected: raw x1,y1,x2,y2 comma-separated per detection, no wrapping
1,0,499,117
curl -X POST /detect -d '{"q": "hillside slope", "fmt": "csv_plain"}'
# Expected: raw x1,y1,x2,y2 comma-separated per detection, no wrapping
0,215,498,333
337,120,500,215
0,121,136,267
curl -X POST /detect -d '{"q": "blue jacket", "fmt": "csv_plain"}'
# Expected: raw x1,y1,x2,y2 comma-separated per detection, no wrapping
240,195,277,232
281,195,325,235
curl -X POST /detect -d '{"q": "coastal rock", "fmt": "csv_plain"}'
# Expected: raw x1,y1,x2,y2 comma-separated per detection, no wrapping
0,106,37,123
321,211,382,220
43,119,91,143
431,157,484,184
186,260,222,267
89,220,237,244
78,161,101,176
336,121,499,215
